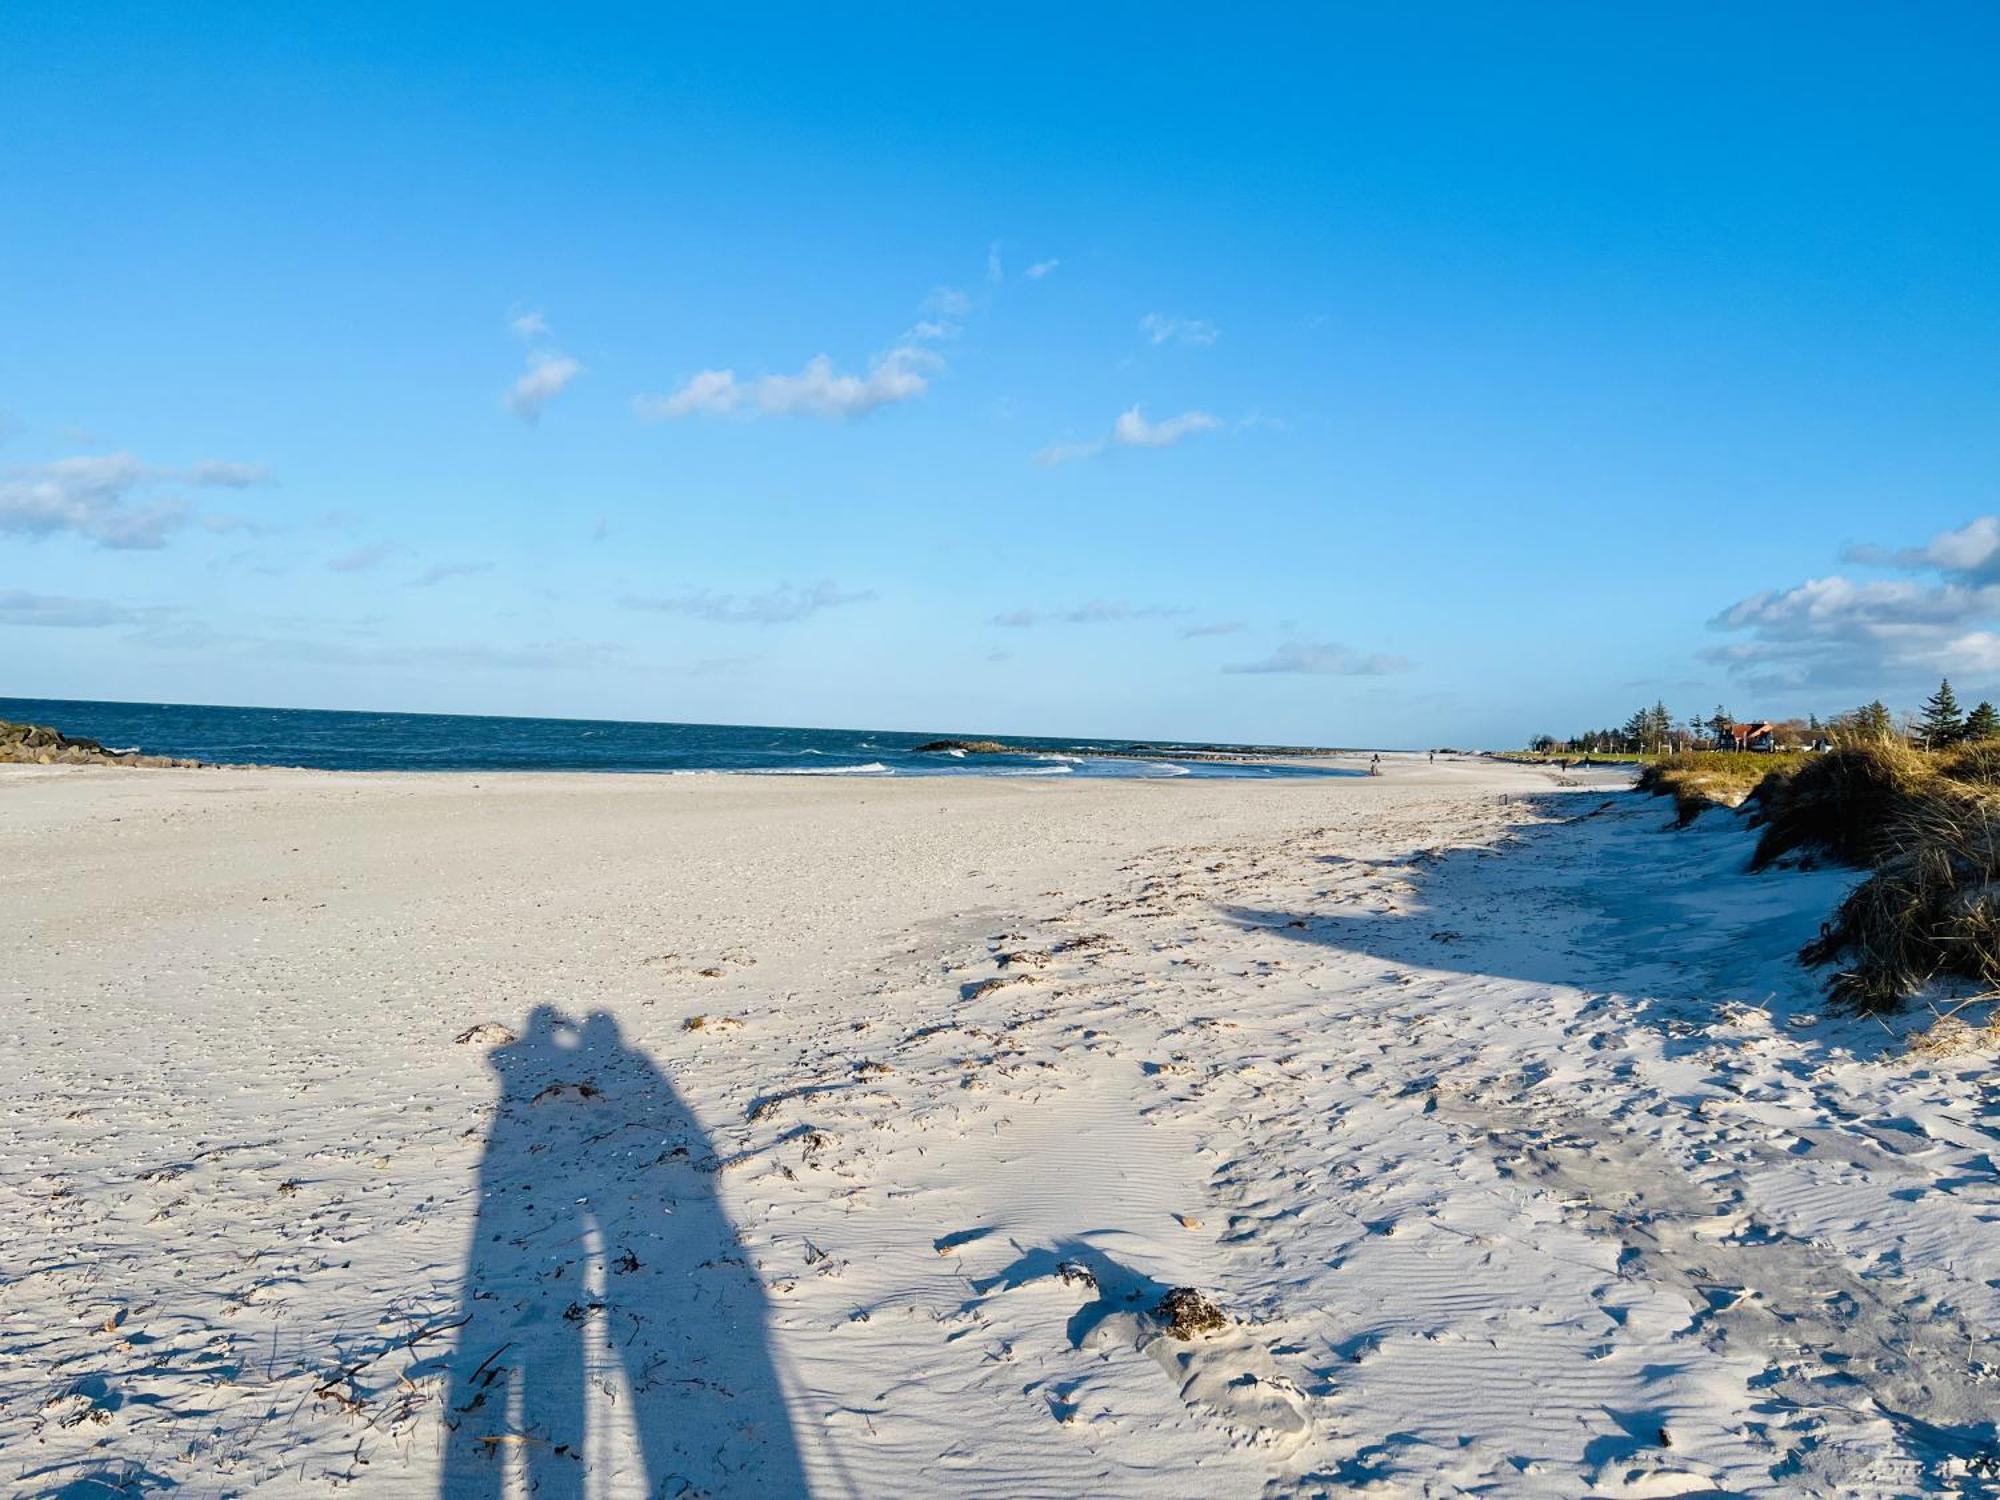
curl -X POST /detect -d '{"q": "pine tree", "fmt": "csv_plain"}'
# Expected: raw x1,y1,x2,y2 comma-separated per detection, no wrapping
1918,678,1966,749
1649,700,1673,751
1965,700,2000,742
1707,704,1734,745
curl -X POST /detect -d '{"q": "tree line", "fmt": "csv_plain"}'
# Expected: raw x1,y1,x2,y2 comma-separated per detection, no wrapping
1527,679,2000,756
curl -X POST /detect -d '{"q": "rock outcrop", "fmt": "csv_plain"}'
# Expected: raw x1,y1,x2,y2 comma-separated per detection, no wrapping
0,719,206,768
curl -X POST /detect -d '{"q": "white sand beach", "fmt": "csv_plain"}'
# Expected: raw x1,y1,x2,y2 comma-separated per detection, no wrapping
4,757,1996,1497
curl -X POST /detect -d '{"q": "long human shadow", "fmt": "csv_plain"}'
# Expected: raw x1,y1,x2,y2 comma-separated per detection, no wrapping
440,1006,807,1497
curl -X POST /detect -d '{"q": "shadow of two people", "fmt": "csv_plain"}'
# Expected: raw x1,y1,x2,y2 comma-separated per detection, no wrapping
441,1005,807,1497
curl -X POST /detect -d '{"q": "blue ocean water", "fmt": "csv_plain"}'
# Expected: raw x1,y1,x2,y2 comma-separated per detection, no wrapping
1,698,1357,780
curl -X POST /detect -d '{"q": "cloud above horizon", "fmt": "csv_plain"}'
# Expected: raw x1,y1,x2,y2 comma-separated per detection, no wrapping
1139,312,1218,347
619,579,876,624
506,351,585,422
1222,640,1412,676
503,310,584,422
0,587,159,628
1036,405,1220,466
637,346,938,422
991,600,1193,628
0,453,271,549
1708,516,2000,694
328,541,396,573
410,561,494,588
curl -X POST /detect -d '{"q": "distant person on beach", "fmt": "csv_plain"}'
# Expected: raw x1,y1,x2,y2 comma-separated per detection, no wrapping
1369,754,1381,776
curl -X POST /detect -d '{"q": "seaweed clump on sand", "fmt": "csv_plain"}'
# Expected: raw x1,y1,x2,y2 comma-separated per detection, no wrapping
1153,1287,1228,1340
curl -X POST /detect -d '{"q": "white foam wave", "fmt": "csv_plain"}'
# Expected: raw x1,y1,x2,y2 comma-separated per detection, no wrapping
748,761,893,777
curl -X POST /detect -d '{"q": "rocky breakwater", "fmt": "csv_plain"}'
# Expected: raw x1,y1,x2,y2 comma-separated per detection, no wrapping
0,719,207,768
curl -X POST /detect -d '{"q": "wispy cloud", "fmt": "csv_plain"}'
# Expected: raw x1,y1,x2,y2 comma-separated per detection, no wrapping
1025,259,1059,280
1181,620,1246,638
0,588,160,628
1113,407,1218,447
190,460,273,488
1140,312,1219,347
1222,641,1412,676
410,561,493,587
328,542,395,573
1709,516,2000,693
986,242,1004,283
620,579,876,624
636,346,936,422
1035,405,1220,466
506,351,585,423
502,309,583,422
926,286,973,320
992,601,1192,628
0,453,263,549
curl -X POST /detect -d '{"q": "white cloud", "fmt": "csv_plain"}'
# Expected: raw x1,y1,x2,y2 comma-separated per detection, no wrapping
1222,641,1412,676
987,242,1004,283
0,454,195,549
1181,620,1245,638
926,286,973,319
0,588,154,628
328,542,395,573
506,351,584,422
1709,516,2000,692
992,601,1191,627
619,579,876,624
410,561,493,587
1035,405,1221,467
1025,259,1059,280
510,309,551,340
637,346,937,423
190,460,272,488
1845,515,2000,584
1112,406,1219,447
1140,313,1219,347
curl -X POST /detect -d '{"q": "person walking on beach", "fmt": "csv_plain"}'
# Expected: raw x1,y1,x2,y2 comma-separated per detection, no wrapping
1369,754,1382,776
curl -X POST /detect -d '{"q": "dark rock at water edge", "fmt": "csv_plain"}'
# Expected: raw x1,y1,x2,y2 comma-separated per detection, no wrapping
0,719,207,769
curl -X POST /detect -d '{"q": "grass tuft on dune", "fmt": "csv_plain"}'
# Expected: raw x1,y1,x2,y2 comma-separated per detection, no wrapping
1668,740,2000,1014
1635,750,1809,827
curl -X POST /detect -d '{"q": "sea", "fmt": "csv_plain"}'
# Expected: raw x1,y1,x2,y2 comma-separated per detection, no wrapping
0,697,1359,780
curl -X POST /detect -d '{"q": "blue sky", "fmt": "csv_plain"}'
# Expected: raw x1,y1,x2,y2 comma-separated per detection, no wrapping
4,3,1996,746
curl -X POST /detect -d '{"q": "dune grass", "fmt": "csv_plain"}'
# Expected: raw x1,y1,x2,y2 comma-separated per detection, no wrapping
1635,750,1809,826
1680,740,2000,1013
1627,741,2000,1012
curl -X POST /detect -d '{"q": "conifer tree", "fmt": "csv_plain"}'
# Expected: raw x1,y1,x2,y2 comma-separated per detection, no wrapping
1918,678,1966,748
1965,700,2000,742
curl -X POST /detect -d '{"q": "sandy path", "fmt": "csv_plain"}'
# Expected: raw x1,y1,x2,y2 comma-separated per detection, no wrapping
3,759,1994,1496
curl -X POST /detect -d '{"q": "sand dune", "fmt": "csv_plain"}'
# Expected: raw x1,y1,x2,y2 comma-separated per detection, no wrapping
3,756,1994,1496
